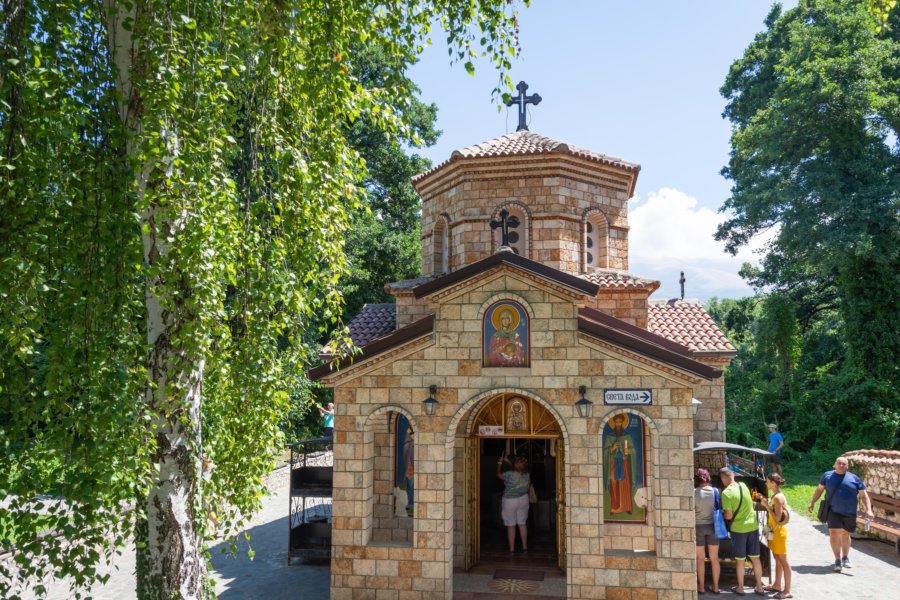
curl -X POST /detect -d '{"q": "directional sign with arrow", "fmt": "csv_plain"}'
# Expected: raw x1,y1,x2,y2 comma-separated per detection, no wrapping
603,389,653,406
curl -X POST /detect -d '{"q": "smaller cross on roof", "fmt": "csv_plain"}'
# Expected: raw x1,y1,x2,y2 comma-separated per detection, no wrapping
489,208,520,252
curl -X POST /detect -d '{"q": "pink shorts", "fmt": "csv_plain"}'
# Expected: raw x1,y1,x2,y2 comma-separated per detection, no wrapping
501,494,529,526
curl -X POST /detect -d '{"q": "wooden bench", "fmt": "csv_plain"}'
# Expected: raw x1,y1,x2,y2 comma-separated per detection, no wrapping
857,492,900,554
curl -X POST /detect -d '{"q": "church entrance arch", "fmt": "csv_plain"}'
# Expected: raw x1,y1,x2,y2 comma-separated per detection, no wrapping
459,392,565,570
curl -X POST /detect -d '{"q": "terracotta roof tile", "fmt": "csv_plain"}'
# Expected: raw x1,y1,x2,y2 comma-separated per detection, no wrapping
648,299,736,353
324,303,396,352
842,449,900,467
579,269,660,292
412,130,639,184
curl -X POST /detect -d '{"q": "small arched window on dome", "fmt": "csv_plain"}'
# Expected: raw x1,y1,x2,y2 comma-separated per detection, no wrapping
584,210,609,270
492,203,529,258
432,214,450,274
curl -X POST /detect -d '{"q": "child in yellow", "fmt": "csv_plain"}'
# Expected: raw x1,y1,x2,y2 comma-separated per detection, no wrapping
761,473,792,599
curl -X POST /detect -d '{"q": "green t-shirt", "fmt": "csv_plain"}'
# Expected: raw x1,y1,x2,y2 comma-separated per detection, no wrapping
722,482,757,534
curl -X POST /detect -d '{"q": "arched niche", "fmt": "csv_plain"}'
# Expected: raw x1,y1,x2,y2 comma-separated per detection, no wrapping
583,208,609,270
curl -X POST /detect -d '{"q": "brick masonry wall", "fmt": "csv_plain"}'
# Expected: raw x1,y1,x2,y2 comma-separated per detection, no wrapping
371,411,413,545
416,157,631,277
327,271,701,600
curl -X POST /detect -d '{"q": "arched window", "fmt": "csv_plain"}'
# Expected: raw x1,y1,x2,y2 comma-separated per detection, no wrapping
584,210,609,270
492,203,529,258
432,215,449,274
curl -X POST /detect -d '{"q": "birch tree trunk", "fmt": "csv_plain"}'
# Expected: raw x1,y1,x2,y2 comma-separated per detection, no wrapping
105,3,207,598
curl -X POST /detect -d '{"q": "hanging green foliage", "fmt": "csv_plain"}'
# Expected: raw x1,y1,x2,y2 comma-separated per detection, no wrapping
0,1,529,598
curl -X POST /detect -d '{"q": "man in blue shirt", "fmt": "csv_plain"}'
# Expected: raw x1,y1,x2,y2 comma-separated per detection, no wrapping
767,424,784,477
807,456,874,572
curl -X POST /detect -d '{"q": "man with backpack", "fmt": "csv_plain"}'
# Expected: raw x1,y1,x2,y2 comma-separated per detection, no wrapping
807,456,874,572
720,467,765,596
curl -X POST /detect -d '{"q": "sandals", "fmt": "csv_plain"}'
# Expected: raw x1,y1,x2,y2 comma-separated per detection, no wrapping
762,586,780,593
730,586,746,597
773,594,793,599
706,586,721,594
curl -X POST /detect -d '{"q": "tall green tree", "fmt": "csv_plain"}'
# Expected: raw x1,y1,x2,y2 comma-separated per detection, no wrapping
338,46,438,319
0,1,528,598
718,0,900,447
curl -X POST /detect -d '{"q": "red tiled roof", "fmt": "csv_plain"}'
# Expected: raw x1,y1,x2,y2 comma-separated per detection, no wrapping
578,307,722,380
842,449,900,467
648,300,736,353
412,130,640,188
346,304,396,348
309,314,434,381
579,269,660,292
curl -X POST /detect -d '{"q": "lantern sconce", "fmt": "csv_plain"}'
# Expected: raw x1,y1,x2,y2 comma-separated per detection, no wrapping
423,385,439,416
575,385,593,418
692,397,702,416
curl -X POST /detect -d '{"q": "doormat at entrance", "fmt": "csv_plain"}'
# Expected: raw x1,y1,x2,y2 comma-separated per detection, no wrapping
493,569,545,581
486,579,541,593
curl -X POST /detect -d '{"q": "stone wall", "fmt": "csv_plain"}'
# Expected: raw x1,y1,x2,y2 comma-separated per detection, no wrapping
585,290,650,329
416,156,631,277
326,270,701,600
843,449,900,543
370,411,413,545
691,362,728,445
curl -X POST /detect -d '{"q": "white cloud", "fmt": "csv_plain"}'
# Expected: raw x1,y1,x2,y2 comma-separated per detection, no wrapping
626,188,775,300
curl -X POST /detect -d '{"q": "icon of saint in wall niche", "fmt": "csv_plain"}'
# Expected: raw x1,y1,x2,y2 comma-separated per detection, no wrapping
506,398,527,432
602,412,646,523
395,414,414,516
483,301,529,367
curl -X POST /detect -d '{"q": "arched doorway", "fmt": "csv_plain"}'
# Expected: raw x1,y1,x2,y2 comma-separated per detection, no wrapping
461,393,565,570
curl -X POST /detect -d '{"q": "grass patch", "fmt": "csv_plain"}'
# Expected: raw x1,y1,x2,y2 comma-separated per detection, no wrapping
781,460,825,521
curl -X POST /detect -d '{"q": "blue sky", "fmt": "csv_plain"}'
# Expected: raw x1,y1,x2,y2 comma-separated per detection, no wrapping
408,1,795,301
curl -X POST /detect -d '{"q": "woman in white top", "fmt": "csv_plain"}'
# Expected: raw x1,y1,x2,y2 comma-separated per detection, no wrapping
497,455,531,553
694,468,721,594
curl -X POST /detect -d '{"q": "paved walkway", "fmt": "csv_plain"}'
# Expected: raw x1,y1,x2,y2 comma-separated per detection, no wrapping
8,477,899,599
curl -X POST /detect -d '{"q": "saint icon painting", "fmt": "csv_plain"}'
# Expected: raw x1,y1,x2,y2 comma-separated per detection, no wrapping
395,414,414,516
483,300,529,367
602,412,646,523
506,397,527,432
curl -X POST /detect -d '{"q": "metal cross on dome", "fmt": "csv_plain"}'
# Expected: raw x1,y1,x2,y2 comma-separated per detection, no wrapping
490,208,520,252
505,81,542,132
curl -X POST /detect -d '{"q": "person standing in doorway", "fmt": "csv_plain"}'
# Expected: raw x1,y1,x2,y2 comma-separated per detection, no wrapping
720,468,765,596
807,456,874,572
317,402,335,439
497,454,530,554
694,468,721,595
768,424,784,476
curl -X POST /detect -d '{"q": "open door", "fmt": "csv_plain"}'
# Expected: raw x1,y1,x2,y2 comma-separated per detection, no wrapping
556,440,566,569
463,435,478,570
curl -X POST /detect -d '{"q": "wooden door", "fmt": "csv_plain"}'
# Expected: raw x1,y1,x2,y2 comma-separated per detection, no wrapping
556,439,566,569
463,435,478,570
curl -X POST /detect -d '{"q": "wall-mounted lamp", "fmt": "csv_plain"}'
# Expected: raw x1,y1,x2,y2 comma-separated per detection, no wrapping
575,385,593,418
423,385,438,416
692,397,702,416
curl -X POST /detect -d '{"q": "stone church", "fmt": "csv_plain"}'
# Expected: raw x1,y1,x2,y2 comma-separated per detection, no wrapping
309,119,736,599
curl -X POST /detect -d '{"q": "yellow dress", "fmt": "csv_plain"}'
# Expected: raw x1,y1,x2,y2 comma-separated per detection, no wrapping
768,511,788,555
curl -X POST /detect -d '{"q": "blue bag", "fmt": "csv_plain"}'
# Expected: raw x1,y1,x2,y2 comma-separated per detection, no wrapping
712,487,729,540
